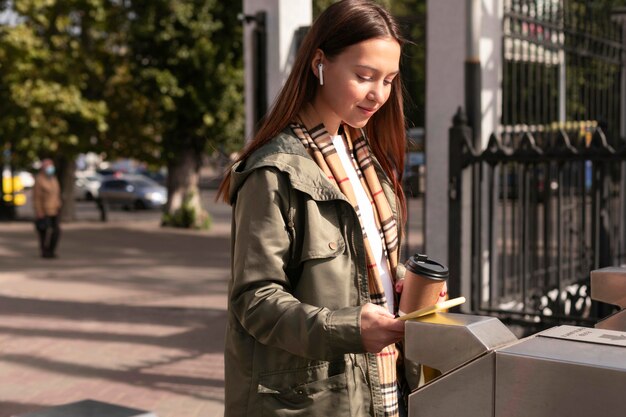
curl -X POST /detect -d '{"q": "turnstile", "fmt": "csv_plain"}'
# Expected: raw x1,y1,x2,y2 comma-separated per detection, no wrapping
405,267,626,417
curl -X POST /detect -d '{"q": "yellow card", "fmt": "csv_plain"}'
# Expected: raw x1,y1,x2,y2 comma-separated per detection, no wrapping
397,296,466,321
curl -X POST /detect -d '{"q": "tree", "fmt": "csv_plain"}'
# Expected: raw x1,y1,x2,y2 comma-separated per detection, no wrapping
389,0,426,130
1,1,245,227
0,0,111,219
121,0,244,228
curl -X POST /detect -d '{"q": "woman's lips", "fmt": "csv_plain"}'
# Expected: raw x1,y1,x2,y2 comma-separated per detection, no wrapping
358,106,377,116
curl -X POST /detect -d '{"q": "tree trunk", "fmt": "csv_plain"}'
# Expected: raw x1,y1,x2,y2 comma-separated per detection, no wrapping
163,147,209,229
56,154,76,222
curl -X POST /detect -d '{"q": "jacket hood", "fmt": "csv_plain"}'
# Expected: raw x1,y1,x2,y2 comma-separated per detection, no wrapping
228,129,347,204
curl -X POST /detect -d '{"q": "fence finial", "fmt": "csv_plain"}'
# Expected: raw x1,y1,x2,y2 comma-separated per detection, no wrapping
546,130,578,159
589,127,615,155
452,107,468,127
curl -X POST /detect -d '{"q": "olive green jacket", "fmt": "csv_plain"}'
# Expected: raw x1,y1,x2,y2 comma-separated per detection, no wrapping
225,129,404,416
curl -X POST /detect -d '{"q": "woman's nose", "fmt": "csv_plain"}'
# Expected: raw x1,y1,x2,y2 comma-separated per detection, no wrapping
367,82,386,103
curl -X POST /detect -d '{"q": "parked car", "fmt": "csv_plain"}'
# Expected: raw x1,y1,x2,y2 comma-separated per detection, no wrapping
74,171,103,200
96,168,123,177
136,168,167,186
99,174,167,210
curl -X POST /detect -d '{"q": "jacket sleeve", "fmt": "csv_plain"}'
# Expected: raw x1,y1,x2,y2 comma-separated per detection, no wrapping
230,168,365,360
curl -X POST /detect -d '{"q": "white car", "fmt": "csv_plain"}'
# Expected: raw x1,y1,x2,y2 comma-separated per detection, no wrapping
74,172,103,200
98,174,167,210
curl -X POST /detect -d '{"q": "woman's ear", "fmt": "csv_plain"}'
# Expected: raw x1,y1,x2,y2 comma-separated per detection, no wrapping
311,49,325,79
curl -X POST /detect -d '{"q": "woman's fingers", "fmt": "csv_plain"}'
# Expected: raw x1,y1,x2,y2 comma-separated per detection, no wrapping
360,303,405,353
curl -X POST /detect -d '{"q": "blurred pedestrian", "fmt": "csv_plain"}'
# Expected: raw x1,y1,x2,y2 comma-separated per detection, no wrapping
33,159,62,258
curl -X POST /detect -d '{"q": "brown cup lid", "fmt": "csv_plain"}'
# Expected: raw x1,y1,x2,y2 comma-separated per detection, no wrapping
405,253,449,281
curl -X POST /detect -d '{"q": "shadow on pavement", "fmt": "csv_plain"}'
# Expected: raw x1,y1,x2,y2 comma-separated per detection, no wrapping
0,224,231,299
0,295,224,328
0,401,46,416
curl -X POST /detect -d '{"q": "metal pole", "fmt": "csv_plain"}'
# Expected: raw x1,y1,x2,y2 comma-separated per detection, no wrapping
253,11,267,130
466,0,482,147
465,0,485,313
448,109,472,302
621,17,626,139
621,18,626,264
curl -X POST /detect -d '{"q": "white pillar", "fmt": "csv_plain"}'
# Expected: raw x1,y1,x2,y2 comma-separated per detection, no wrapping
425,0,467,264
480,0,503,146
425,0,502,272
479,0,503,304
243,0,312,140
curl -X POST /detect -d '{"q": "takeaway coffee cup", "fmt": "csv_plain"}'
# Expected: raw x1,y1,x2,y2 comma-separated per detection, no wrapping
398,254,449,316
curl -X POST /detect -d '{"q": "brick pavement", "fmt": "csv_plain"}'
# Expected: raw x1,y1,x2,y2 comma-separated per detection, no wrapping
0,191,424,417
0,215,230,417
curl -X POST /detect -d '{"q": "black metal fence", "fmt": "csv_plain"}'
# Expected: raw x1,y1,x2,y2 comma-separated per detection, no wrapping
448,0,625,332
503,0,625,143
449,110,625,331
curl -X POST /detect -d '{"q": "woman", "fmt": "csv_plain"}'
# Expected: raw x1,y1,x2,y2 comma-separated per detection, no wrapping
218,1,409,415
33,158,62,258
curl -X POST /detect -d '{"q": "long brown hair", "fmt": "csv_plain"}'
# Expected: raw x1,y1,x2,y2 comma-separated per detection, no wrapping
217,0,407,219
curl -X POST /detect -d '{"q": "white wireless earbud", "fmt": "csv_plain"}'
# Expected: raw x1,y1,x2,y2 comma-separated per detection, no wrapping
318,62,324,86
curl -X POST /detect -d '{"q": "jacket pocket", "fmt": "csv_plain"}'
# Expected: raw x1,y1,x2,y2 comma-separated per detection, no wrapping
299,200,346,262
257,365,350,417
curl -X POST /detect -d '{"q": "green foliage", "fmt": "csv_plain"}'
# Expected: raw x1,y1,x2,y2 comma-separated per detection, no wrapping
121,0,245,164
0,0,245,167
312,0,337,18
161,190,211,230
389,0,426,129
0,0,110,164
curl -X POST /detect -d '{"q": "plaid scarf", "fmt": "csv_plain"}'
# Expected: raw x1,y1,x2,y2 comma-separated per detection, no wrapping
291,106,400,417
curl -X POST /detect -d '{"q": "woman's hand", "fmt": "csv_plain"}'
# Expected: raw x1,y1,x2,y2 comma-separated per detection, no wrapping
360,303,404,353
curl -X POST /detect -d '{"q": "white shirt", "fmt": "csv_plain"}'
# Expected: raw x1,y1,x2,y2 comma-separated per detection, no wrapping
331,134,395,314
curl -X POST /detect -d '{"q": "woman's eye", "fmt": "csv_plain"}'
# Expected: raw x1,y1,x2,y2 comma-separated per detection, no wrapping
383,79,393,86
357,74,372,81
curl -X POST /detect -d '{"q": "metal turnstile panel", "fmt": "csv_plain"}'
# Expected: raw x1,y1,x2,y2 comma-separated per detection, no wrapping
595,311,626,331
501,327,626,369
495,333,626,417
408,353,494,417
404,313,517,373
590,267,626,308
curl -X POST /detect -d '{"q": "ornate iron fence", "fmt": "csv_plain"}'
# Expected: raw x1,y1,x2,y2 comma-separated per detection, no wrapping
449,110,625,331
503,0,625,143
449,0,625,333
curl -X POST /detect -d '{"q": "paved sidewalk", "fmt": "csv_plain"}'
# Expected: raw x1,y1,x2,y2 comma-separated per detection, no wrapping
0,190,424,417
0,215,230,417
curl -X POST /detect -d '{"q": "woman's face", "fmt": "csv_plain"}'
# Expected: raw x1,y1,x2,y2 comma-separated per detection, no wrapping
312,36,401,135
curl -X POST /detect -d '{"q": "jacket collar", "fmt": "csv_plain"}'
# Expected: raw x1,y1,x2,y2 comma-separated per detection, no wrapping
229,128,347,204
